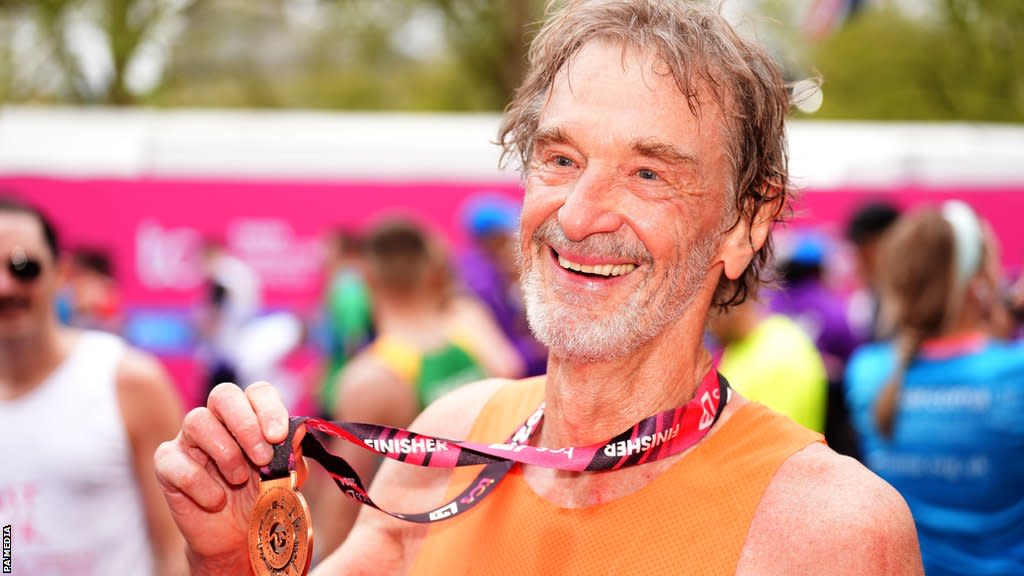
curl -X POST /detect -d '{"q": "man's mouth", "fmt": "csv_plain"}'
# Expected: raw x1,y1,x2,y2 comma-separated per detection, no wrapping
554,251,637,278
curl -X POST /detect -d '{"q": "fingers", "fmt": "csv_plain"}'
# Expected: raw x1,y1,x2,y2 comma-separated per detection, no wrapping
246,381,290,444
158,381,291,513
181,408,251,485
154,435,227,512
208,382,276,466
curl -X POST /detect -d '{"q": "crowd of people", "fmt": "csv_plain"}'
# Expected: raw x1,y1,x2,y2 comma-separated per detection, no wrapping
2,1,1023,575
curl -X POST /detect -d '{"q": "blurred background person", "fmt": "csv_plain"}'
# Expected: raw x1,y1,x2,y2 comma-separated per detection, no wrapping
316,228,374,418
770,230,861,457
844,200,902,342
457,193,548,376
0,197,185,575
846,201,1024,576
60,247,123,334
1005,270,1024,338
196,237,262,394
709,298,828,433
314,218,521,556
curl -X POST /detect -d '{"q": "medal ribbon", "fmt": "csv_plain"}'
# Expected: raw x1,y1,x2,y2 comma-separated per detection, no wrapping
261,370,729,524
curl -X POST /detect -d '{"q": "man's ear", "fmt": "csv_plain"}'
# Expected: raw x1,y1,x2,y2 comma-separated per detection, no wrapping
718,188,783,281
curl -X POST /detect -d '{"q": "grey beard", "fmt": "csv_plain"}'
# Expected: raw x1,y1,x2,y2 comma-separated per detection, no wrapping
518,220,719,363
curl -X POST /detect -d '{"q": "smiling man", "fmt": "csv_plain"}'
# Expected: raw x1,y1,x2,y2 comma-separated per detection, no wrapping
155,2,923,574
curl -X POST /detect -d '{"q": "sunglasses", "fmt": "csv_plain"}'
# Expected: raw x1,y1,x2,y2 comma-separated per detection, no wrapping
8,247,42,283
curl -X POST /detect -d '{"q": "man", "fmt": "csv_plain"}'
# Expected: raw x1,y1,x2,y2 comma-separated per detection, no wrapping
0,197,186,575
61,247,123,333
154,2,922,574
314,219,520,555
844,200,901,341
457,193,548,376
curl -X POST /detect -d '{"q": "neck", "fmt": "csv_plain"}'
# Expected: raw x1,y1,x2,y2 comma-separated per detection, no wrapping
375,295,444,338
540,315,713,449
940,296,991,339
0,321,72,400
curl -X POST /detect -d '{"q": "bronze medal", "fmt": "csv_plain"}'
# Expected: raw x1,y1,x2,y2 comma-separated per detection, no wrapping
248,472,313,576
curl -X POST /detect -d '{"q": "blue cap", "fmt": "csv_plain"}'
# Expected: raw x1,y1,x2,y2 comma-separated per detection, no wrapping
461,194,521,238
789,231,827,266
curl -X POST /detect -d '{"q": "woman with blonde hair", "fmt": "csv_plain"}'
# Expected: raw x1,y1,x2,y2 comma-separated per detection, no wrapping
846,201,1024,576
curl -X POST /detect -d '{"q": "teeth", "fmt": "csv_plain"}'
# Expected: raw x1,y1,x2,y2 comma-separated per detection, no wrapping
557,255,636,277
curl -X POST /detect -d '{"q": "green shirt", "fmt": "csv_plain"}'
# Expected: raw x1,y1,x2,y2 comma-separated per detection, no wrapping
369,335,486,410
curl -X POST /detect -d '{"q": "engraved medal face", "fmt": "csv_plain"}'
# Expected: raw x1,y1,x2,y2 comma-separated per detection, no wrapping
249,484,313,576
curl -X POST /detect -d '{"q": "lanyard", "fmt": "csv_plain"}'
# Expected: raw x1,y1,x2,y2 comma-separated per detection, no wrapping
259,369,729,524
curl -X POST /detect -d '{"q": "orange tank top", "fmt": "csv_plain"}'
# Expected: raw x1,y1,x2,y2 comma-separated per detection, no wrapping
410,377,823,575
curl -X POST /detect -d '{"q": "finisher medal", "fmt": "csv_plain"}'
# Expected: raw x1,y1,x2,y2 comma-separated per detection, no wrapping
249,430,313,576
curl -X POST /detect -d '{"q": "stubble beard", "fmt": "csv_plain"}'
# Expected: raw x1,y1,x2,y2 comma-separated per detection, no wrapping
519,218,720,363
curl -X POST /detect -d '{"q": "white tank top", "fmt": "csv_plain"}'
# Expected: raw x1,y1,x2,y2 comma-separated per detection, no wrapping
0,331,155,575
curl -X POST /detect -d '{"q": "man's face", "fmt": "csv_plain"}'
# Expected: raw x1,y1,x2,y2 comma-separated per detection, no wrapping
518,40,735,361
0,212,59,340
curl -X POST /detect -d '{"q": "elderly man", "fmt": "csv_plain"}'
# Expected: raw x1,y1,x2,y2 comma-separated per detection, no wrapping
154,1,922,574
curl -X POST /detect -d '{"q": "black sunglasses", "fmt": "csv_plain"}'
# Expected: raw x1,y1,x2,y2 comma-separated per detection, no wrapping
9,247,42,282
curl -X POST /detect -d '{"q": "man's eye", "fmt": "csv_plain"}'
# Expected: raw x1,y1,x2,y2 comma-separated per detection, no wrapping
554,155,575,167
637,168,659,181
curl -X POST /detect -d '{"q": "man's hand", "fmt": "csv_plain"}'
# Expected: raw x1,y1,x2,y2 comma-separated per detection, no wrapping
154,382,290,574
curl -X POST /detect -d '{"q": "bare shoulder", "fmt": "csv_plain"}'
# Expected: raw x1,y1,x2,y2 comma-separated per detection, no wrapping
337,351,397,394
115,346,183,430
113,346,187,571
737,443,923,576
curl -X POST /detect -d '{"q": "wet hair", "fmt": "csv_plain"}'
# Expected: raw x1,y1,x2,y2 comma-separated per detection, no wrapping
364,220,431,296
499,0,790,307
872,206,982,438
845,201,900,247
0,195,60,260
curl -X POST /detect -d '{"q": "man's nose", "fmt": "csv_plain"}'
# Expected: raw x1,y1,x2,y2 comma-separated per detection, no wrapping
557,168,625,242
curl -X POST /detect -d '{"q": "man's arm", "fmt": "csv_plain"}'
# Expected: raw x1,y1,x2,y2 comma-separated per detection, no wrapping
313,377,509,575
117,348,188,576
737,443,923,575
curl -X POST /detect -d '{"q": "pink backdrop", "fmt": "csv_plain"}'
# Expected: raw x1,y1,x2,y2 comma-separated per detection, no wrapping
3,176,1022,408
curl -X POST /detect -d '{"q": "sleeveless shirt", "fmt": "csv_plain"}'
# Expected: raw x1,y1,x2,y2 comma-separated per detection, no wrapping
368,335,486,409
0,331,155,576
411,377,822,575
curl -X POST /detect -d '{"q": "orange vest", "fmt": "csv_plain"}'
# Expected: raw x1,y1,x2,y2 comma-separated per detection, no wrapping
410,377,823,575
